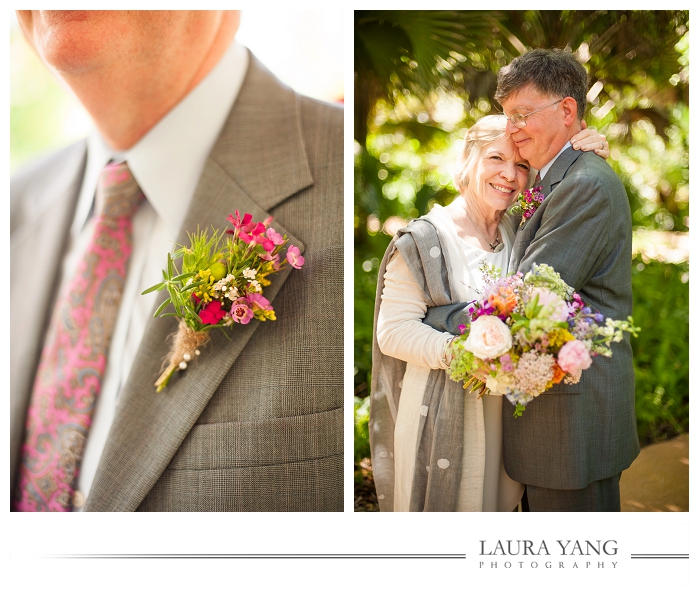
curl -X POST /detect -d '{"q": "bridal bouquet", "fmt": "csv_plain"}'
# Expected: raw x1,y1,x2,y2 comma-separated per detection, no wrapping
142,211,304,392
447,264,639,417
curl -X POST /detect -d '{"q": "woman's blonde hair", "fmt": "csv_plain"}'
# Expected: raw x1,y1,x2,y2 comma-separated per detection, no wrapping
453,115,535,196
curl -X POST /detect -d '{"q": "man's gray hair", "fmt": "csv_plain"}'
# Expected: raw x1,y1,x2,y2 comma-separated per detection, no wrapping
494,48,589,120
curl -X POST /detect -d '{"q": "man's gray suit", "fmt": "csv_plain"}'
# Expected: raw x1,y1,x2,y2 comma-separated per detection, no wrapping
503,147,639,493
10,54,343,511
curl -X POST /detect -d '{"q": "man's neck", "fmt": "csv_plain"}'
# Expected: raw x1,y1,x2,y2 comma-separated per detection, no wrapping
58,13,239,151
538,141,572,181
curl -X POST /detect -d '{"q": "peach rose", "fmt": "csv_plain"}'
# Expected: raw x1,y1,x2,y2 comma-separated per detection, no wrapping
464,316,513,360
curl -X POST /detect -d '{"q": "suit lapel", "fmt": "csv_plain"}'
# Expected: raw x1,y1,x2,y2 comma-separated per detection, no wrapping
85,54,312,511
10,141,86,492
543,146,581,196
510,147,583,271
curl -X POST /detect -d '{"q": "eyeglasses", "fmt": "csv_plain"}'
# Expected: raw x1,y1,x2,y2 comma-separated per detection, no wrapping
505,99,563,128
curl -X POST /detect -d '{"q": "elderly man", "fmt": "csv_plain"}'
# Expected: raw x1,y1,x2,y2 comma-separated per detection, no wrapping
494,48,639,511
10,10,343,511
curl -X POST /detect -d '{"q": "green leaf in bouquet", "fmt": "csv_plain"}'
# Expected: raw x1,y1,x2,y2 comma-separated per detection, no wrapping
153,297,172,317
171,271,193,283
508,203,523,216
170,247,186,260
523,293,541,320
141,282,165,295
181,280,206,292
509,313,527,333
184,303,202,323
166,283,183,317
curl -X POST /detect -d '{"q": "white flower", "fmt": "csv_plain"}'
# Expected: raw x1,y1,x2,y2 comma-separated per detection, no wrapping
225,287,239,300
243,268,257,280
248,280,262,293
485,372,514,395
463,316,513,359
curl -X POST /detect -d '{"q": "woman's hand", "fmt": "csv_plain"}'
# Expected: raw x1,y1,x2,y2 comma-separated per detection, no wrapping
571,120,610,159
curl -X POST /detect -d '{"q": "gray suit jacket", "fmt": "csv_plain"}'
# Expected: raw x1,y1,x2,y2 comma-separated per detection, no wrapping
10,54,343,511
504,147,639,490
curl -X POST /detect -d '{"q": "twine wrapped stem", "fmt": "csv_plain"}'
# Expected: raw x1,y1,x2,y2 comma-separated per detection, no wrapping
155,319,210,392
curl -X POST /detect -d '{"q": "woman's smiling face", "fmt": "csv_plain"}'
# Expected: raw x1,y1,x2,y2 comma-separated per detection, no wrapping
469,136,531,212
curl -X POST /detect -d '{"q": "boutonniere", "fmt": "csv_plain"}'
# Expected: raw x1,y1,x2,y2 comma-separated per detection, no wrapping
507,185,545,226
142,211,304,392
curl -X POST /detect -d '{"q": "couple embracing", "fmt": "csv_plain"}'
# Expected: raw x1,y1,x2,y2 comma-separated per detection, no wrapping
370,49,640,512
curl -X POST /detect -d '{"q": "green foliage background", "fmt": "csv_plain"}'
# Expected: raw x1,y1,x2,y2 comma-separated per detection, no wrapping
354,11,690,485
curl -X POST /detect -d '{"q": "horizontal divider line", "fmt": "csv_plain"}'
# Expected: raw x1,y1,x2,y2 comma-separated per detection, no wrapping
46,554,467,559
630,556,688,559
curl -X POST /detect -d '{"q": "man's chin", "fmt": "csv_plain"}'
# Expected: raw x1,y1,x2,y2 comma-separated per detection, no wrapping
26,11,116,74
515,142,543,171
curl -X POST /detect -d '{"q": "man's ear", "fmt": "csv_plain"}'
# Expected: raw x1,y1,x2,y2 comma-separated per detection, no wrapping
561,97,579,126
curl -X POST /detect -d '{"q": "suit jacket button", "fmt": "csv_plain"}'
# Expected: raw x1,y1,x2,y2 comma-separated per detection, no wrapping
72,490,86,509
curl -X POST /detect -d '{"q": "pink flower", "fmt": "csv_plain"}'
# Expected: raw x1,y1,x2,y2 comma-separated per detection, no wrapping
557,340,592,375
239,221,274,251
499,353,514,372
260,252,282,270
199,300,226,325
266,227,285,246
245,293,271,311
227,210,253,232
513,351,555,397
227,213,275,250
531,288,569,322
256,235,275,252
230,299,253,324
286,245,304,269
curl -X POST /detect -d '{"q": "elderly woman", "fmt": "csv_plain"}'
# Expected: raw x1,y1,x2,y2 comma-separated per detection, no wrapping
369,116,608,512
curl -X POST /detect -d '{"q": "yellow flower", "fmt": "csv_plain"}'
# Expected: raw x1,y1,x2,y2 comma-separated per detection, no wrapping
548,328,575,350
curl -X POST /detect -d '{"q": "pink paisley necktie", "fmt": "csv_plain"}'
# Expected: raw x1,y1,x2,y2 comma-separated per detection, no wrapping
13,162,144,511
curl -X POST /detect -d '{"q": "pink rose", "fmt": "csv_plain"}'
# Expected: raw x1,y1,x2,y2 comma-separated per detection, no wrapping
557,340,592,375
286,245,304,269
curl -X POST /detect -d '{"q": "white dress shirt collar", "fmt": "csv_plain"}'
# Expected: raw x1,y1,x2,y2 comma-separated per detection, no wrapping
538,140,572,181
73,41,249,239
